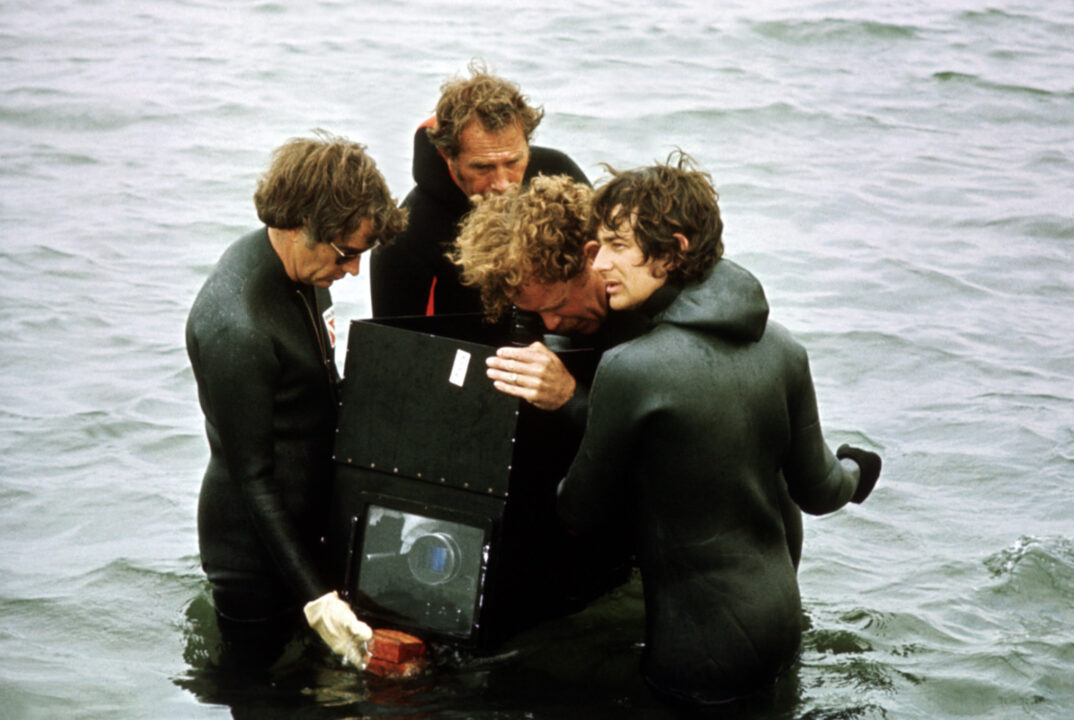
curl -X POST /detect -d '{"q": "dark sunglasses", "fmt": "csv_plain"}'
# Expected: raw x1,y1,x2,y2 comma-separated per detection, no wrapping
329,240,367,266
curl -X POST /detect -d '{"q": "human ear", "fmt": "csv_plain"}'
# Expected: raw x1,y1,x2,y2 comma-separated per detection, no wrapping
583,240,600,263
654,232,687,271
438,149,464,189
664,232,690,271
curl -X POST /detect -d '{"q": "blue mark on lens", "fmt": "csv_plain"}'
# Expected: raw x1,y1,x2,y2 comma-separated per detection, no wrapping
431,546,447,573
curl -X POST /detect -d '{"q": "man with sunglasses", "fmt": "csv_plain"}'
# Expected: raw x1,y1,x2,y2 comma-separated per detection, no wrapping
186,132,406,672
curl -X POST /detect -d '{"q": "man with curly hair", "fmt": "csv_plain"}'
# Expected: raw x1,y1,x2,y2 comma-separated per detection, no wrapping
558,152,883,707
187,132,407,671
453,167,815,631
451,174,638,413
371,61,590,318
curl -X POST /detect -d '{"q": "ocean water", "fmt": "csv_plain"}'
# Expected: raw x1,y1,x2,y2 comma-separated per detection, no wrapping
2,0,1073,717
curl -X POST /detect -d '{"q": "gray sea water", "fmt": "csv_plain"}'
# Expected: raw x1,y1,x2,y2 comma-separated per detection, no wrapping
2,1,1073,717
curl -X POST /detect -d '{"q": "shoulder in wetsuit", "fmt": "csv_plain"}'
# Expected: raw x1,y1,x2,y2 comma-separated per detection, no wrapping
370,124,590,317
186,228,340,621
558,259,865,704
552,301,804,571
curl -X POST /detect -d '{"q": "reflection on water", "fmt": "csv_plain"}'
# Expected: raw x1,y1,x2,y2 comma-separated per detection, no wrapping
174,575,822,719
174,572,919,719
173,577,643,719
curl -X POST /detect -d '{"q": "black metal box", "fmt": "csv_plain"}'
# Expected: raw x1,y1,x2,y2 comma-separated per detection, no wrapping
328,314,628,648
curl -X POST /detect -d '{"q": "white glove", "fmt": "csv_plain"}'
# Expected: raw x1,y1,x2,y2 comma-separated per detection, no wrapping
303,591,373,669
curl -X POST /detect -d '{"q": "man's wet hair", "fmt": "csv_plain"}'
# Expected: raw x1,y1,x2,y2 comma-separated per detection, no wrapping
452,174,592,320
591,150,724,283
254,130,407,248
427,60,545,158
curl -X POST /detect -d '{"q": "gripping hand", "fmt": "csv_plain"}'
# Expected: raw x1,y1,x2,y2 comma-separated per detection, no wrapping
303,591,373,669
837,444,882,504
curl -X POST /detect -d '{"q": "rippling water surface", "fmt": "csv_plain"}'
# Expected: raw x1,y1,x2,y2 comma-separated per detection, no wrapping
2,1,1072,718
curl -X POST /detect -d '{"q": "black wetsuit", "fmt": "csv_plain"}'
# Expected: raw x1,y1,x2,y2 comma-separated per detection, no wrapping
370,124,589,317
558,259,864,705
555,306,804,571
186,228,339,625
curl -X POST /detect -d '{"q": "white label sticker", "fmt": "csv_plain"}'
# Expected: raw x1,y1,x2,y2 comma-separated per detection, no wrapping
321,304,336,348
449,349,471,387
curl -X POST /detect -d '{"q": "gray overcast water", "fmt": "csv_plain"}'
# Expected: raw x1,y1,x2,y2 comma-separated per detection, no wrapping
2,1,1072,717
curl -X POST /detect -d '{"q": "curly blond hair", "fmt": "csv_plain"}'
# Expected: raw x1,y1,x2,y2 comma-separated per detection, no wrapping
428,60,544,158
451,174,592,320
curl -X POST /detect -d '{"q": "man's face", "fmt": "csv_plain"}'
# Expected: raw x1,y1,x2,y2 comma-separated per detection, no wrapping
594,213,670,311
294,218,374,288
448,120,530,198
513,266,608,335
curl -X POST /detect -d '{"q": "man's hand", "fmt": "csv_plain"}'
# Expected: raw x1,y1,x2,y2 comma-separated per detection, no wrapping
486,341,577,410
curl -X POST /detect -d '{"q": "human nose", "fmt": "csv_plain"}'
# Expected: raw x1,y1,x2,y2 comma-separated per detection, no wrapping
539,311,561,331
342,255,361,276
593,245,612,273
490,168,513,193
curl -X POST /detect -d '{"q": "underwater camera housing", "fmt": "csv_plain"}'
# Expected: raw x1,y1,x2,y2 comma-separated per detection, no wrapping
328,313,630,649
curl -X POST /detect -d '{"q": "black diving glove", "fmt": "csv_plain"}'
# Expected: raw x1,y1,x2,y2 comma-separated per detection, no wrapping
837,444,882,504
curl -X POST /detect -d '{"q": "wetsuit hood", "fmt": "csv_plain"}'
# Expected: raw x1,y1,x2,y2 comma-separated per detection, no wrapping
652,258,769,342
411,122,471,210
372,122,587,318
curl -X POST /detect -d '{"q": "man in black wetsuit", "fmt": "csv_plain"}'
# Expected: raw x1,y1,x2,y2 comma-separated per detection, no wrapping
186,132,407,670
370,61,589,317
451,174,613,413
558,153,883,707
452,173,805,570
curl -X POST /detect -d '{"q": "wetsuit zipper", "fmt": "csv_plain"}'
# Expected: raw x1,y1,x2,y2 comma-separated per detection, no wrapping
296,287,339,405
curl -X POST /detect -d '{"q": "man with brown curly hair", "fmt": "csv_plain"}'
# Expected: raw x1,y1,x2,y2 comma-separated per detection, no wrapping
371,61,589,318
453,165,811,612
451,174,634,412
187,132,406,671
558,152,883,707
